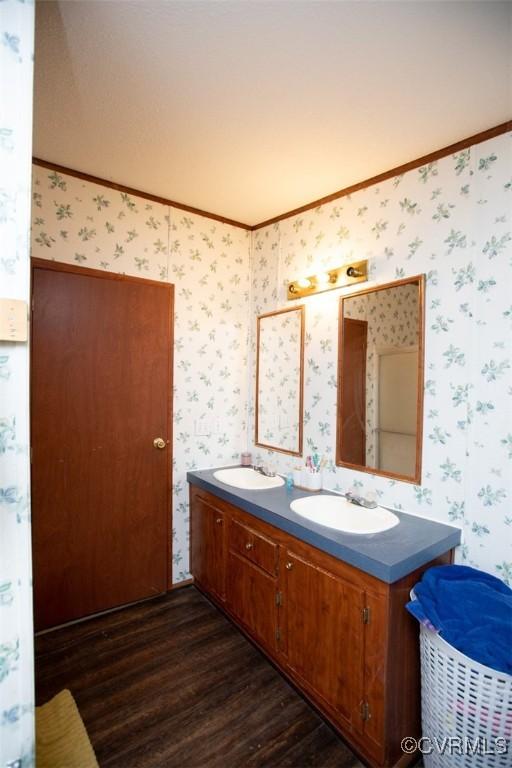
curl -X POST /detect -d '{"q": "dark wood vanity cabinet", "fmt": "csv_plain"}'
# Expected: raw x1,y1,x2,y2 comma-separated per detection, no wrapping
190,492,227,602
190,485,451,768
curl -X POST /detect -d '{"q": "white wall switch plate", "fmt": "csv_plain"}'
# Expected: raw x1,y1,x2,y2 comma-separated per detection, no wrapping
0,298,28,341
194,418,213,436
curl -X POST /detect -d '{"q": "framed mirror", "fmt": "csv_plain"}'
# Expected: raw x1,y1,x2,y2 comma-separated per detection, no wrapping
255,305,305,456
336,275,425,483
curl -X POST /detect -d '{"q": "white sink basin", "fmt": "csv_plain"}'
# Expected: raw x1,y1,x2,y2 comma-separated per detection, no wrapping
213,467,285,490
290,495,399,534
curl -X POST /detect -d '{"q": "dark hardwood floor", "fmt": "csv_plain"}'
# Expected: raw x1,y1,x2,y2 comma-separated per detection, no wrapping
35,586,364,768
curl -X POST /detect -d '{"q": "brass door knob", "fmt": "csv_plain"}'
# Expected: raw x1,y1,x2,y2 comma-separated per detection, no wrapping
215,517,222,525
153,437,166,449
285,561,293,570
245,542,253,550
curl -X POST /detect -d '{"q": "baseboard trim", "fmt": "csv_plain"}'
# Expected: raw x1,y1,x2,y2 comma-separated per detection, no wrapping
169,577,194,591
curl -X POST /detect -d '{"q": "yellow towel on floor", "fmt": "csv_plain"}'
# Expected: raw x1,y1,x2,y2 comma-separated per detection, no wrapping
36,689,99,768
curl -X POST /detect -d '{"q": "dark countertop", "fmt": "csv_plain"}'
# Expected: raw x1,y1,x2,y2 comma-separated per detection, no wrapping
187,467,461,584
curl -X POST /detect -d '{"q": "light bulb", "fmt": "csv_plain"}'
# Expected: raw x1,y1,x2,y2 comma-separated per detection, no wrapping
297,277,311,289
315,272,330,287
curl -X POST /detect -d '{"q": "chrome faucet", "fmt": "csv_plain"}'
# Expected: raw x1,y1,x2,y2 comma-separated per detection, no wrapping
253,464,277,478
345,490,378,509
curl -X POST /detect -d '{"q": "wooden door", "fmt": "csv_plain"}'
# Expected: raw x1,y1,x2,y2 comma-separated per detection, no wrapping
339,318,367,465
281,549,364,730
190,493,226,601
31,260,173,631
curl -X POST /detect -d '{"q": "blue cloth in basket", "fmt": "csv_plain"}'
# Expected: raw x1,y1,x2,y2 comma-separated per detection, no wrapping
406,564,512,675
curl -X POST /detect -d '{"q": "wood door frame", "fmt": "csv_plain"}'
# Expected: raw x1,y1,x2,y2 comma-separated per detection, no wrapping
30,257,175,590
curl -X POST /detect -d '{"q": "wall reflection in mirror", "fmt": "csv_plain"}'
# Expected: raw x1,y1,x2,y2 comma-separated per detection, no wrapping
337,276,425,483
256,306,305,456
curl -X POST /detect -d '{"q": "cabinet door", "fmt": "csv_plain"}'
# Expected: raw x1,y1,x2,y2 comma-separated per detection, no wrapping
281,549,364,731
226,552,278,654
190,494,226,601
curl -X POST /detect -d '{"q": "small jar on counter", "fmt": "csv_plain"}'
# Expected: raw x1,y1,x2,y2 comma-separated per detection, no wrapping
241,451,252,467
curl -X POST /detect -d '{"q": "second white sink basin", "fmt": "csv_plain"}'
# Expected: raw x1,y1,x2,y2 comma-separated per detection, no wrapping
290,495,399,534
214,467,285,490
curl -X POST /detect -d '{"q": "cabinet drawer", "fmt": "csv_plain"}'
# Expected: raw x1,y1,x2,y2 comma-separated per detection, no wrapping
229,518,277,577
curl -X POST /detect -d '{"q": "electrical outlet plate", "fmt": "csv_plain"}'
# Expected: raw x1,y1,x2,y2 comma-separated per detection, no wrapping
0,298,28,341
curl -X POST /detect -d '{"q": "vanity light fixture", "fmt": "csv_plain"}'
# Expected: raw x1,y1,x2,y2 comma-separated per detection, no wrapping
287,259,368,300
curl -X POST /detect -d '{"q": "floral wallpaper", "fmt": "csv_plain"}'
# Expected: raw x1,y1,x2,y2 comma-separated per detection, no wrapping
257,308,302,453
250,132,512,584
29,131,512,596
0,1,35,766
30,167,252,583
343,282,419,466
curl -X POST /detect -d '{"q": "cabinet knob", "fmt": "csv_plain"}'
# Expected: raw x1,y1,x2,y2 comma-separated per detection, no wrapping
285,561,294,570
215,517,222,524
245,542,253,550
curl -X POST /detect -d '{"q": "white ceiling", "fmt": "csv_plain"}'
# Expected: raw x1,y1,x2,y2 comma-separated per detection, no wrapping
34,1,512,226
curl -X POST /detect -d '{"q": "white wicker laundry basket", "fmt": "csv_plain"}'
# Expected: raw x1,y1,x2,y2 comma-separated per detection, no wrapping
419,623,512,768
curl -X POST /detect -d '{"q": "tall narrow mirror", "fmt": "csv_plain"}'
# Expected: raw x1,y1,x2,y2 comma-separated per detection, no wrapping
256,305,305,456
336,275,425,483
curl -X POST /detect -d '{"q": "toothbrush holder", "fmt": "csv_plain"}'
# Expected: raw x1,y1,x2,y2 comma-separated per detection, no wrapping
299,470,322,491
307,472,322,491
